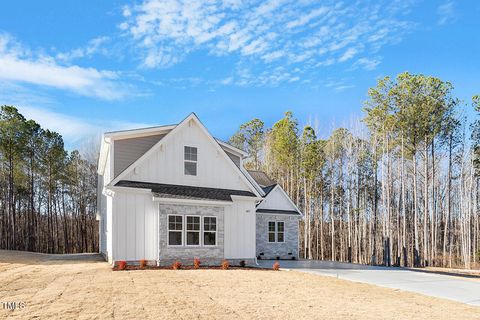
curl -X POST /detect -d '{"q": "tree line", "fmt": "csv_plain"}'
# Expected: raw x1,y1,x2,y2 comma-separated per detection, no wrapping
230,72,480,269
0,106,98,254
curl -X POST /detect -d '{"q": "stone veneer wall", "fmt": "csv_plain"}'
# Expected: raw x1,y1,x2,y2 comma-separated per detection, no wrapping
256,213,300,260
158,204,225,266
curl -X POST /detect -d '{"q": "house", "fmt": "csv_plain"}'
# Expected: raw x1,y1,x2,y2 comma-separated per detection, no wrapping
97,113,302,266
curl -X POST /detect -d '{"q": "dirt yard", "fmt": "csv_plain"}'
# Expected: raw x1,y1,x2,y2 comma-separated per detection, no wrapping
0,250,479,320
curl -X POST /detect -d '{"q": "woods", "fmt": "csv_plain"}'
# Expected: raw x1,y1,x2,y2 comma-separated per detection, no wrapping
230,72,480,269
0,106,98,254
0,72,478,269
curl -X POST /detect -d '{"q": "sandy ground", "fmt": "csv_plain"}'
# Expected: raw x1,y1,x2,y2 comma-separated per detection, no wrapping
0,251,479,320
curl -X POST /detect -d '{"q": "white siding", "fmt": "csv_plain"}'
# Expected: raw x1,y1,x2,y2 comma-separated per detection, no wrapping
257,186,297,211
124,121,251,192
112,191,158,262
106,196,113,263
224,199,256,259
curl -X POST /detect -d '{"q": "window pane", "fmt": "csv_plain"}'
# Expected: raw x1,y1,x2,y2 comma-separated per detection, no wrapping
184,162,197,175
204,232,216,246
268,222,276,232
277,232,284,243
169,231,182,245
277,222,284,232
187,231,200,245
204,217,217,231
187,216,200,230
184,146,198,161
168,216,182,230
268,232,275,243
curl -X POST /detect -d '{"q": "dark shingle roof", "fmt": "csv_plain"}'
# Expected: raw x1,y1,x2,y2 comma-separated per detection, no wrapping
262,184,276,195
247,170,276,188
256,208,301,216
115,180,256,202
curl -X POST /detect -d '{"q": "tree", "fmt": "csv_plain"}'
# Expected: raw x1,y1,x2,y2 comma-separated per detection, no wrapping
472,95,480,176
300,126,323,259
229,118,265,170
0,106,98,254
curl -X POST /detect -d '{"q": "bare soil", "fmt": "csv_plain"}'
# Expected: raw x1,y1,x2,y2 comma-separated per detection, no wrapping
1,250,479,320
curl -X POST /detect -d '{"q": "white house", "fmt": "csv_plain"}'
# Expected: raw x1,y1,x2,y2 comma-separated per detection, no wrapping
97,113,302,266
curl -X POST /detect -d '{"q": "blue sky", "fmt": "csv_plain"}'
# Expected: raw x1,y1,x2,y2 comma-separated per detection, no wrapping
0,0,479,149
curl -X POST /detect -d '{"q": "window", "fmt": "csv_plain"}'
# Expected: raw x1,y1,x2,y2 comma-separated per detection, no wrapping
268,222,276,243
268,221,285,243
184,146,197,176
277,222,285,243
203,217,217,246
168,215,183,246
186,216,200,246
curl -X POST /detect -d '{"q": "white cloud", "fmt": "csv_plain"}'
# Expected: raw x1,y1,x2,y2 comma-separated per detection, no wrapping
437,1,456,25
56,36,110,62
338,47,358,62
0,33,127,100
18,105,152,147
354,57,381,71
286,7,329,29
122,0,415,82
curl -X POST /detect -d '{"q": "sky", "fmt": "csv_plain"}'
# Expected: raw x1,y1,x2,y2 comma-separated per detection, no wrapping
0,0,479,149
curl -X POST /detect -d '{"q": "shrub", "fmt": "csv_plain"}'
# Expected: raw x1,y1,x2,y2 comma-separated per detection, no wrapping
273,262,280,271
118,261,127,270
172,260,182,270
139,259,147,269
193,258,201,269
239,260,246,268
221,260,230,270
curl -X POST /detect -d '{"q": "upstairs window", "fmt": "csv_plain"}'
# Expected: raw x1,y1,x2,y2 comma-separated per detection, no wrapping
184,146,197,176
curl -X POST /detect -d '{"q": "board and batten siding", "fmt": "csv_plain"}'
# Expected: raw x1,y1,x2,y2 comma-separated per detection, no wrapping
124,121,251,192
112,191,158,262
224,199,256,259
114,134,166,178
257,186,297,211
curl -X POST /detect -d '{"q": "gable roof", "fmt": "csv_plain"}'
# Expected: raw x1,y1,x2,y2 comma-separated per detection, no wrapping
107,113,262,198
261,184,276,195
247,170,276,187
116,180,255,201
104,124,176,139
215,139,249,157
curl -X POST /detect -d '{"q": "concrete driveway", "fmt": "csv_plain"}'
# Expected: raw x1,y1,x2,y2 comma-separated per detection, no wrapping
258,259,480,306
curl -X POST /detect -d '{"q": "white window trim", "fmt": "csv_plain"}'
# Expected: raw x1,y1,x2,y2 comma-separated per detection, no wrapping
167,214,184,247
185,215,201,247
202,216,218,247
267,221,285,243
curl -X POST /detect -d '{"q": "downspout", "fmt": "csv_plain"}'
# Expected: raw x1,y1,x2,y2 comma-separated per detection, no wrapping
254,198,263,266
